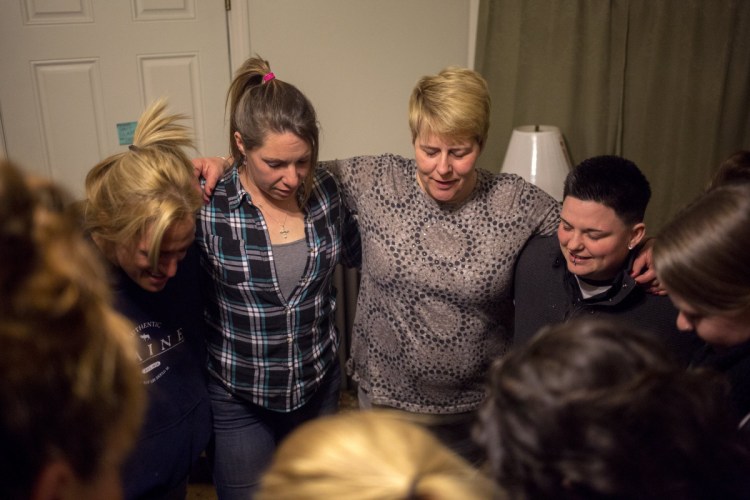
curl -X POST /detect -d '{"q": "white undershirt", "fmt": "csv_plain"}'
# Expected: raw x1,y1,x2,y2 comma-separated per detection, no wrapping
575,276,613,300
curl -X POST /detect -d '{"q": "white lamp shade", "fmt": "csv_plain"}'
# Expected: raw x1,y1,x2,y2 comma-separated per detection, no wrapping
501,125,572,201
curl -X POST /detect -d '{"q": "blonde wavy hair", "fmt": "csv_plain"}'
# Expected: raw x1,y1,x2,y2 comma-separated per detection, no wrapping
83,98,201,270
257,410,499,500
408,66,491,148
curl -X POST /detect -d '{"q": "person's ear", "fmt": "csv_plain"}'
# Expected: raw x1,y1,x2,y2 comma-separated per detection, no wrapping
628,222,646,250
233,132,246,157
31,460,76,500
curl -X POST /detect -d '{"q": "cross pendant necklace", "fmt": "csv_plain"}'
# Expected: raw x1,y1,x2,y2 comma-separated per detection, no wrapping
242,167,292,239
278,221,290,239
256,203,290,239
262,207,289,239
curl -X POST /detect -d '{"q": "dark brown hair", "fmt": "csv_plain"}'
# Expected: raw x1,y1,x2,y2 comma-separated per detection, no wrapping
654,184,750,316
707,150,750,191
477,319,750,499
227,55,319,203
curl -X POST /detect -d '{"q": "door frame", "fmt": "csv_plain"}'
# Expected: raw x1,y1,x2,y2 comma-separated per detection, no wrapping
227,1,251,74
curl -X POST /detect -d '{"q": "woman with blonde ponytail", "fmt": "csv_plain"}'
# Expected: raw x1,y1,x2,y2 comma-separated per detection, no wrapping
83,99,212,500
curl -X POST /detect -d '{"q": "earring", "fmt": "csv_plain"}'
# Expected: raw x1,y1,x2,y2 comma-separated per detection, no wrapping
627,243,634,250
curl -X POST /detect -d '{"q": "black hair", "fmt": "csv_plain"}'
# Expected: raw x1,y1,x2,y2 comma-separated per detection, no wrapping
563,155,651,224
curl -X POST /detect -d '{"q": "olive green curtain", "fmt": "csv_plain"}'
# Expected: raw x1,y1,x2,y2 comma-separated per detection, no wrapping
476,0,750,231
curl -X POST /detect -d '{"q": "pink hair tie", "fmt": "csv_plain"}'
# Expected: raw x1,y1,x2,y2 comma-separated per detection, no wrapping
262,72,275,83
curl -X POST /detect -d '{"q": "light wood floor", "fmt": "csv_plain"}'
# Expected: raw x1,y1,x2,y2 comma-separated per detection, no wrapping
187,483,218,500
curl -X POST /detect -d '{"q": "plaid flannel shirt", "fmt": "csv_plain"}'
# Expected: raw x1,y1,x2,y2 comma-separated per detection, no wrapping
197,166,360,412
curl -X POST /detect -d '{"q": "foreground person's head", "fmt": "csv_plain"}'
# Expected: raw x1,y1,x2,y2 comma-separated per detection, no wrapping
477,319,750,499
1,160,144,500
654,184,750,347
257,410,498,500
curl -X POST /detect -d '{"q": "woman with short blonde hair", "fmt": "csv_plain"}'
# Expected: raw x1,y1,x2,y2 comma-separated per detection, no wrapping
408,66,491,147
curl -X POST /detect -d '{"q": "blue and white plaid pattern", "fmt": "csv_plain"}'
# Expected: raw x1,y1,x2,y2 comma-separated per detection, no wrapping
197,166,360,412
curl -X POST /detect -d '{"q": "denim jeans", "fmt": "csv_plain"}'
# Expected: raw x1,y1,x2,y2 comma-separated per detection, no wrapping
208,363,340,500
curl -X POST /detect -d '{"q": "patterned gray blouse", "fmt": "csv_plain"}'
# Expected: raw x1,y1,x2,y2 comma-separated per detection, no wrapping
326,154,560,414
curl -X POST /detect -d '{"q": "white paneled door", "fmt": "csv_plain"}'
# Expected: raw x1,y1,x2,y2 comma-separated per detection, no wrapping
0,0,231,199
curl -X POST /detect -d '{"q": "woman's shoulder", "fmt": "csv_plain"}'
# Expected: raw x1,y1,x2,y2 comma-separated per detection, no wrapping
321,154,414,198
478,169,558,205
478,168,528,189
313,166,336,184
216,165,238,191
310,167,339,195
307,168,347,211
476,169,534,202
325,153,413,174
200,167,241,213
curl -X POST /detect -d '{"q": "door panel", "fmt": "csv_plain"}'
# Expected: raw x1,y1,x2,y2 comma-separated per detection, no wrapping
0,0,230,198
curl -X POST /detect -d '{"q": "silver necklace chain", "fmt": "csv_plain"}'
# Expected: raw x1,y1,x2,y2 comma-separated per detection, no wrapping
241,163,295,239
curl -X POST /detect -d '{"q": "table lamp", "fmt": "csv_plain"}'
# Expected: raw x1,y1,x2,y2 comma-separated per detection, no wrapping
501,125,572,201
